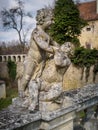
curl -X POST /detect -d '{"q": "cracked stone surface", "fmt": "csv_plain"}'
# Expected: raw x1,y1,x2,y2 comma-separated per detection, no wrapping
64,84,98,103
0,105,41,130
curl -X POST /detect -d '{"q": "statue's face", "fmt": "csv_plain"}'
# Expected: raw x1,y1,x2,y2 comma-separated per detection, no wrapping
36,8,53,25
54,50,71,67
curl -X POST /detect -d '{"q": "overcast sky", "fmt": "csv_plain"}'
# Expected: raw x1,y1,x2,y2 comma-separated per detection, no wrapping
0,0,94,44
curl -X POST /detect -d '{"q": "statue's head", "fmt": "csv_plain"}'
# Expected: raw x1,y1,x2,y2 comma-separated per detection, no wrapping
36,8,53,26
54,49,71,67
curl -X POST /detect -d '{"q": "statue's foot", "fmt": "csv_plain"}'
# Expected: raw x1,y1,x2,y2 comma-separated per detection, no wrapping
29,109,38,113
22,98,30,108
28,104,35,111
28,104,38,112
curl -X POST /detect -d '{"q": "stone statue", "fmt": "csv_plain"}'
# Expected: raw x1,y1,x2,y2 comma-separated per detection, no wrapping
17,8,54,96
39,44,71,111
16,7,72,112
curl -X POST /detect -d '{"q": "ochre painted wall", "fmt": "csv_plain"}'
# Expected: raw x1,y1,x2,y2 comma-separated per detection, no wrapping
63,64,98,91
79,20,98,49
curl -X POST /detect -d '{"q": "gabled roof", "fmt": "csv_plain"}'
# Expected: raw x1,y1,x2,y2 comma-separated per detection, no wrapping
78,0,98,21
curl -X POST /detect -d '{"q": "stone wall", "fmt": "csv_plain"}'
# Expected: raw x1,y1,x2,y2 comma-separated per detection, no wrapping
1,61,98,91
0,80,6,98
0,54,26,80
0,62,9,79
15,62,98,91
63,64,98,90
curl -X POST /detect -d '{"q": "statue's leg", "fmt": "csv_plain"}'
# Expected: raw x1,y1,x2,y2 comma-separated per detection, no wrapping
19,60,37,98
39,82,63,112
28,80,39,111
40,82,62,101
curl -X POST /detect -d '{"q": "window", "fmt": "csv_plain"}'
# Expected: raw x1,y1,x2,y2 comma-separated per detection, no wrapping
86,27,91,31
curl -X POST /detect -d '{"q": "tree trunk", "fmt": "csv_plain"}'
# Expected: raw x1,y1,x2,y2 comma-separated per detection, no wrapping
18,31,25,53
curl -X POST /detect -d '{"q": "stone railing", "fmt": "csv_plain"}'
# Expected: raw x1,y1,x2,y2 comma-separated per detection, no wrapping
0,84,98,130
64,84,98,111
0,54,26,62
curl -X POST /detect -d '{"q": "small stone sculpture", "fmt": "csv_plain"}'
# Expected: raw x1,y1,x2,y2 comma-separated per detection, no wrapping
16,7,72,112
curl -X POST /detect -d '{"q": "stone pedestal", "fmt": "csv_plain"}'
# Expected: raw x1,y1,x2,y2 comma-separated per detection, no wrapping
40,106,76,130
0,105,76,130
0,80,6,98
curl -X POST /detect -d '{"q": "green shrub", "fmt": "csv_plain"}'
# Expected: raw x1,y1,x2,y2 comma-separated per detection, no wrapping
49,0,87,45
71,47,98,81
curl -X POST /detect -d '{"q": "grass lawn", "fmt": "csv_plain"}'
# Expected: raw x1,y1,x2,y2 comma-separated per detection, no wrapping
0,87,18,110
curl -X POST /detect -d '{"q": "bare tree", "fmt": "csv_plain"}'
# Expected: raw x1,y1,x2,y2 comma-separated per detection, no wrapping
1,0,33,45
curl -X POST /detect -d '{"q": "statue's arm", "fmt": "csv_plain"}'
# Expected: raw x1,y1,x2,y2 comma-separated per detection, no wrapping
33,27,54,53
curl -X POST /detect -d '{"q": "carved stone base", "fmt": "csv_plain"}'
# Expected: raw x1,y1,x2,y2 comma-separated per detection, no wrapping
0,95,76,130
40,107,76,130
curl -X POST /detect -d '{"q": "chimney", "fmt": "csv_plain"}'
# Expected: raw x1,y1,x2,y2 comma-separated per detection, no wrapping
97,0,98,14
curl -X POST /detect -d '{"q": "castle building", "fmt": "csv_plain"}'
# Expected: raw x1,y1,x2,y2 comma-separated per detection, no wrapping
78,0,98,49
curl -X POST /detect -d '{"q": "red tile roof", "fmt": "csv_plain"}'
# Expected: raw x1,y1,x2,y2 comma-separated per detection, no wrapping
78,0,98,21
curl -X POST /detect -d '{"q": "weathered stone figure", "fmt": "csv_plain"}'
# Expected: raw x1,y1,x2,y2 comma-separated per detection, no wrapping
16,8,72,111
17,8,54,97
39,42,72,111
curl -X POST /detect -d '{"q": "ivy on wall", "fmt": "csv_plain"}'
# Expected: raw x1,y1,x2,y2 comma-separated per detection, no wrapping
7,60,16,81
71,47,98,82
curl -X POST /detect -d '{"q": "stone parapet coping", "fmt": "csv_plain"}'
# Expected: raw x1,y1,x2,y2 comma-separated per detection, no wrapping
64,84,98,103
0,104,76,130
0,106,41,130
41,105,76,121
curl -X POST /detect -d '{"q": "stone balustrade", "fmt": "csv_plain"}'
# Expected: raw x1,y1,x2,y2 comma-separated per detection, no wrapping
0,54,26,62
64,84,98,111
0,84,98,130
